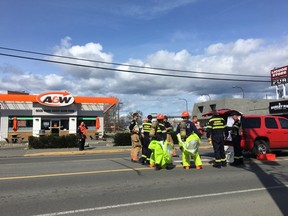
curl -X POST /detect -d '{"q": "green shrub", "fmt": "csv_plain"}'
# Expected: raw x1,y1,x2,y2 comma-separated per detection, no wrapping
28,134,78,149
114,132,131,146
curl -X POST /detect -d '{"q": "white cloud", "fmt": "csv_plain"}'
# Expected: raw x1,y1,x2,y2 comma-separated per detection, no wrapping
1,37,288,115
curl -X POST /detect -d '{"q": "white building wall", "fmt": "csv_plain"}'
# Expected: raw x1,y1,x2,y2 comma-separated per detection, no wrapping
33,117,41,137
0,117,8,141
69,117,77,134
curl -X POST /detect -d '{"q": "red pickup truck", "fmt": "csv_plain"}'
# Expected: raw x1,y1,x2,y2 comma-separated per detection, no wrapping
202,109,288,154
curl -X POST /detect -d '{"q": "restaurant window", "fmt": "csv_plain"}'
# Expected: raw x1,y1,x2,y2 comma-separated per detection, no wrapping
60,119,69,130
41,120,51,130
8,117,33,131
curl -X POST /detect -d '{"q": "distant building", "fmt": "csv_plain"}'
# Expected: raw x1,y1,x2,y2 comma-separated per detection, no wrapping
192,98,276,126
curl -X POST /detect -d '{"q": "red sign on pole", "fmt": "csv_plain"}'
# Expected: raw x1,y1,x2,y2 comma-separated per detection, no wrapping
271,65,288,86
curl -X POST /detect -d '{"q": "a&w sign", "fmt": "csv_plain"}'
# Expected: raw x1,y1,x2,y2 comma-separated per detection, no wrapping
36,91,74,107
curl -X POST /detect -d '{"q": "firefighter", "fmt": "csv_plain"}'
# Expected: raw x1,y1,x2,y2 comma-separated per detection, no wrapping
206,111,228,168
230,114,243,166
176,111,203,170
164,115,179,157
129,113,141,162
139,115,153,165
149,114,174,170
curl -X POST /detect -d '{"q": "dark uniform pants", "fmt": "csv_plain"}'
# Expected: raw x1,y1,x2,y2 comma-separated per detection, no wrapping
212,135,226,165
232,135,243,163
79,138,85,150
140,135,151,164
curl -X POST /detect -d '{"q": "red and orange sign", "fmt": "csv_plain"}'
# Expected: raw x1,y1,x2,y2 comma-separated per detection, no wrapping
0,91,117,106
36,91,74,107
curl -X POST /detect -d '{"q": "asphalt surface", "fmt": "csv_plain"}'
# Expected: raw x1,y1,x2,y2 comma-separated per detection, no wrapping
0,138,214,158
1,138,288,216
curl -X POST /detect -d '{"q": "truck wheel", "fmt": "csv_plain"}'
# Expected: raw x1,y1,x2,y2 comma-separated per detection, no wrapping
253,140,269,155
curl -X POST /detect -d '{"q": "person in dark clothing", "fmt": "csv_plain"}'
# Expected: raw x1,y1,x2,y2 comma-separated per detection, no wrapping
77,122,87,151
206,111,228,168
139,115,153,165
230,114,243,166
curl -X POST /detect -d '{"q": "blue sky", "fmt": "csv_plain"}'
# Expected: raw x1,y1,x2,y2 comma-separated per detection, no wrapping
1,0,288,116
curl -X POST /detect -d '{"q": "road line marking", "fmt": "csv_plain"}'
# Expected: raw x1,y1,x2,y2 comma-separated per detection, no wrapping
0,163,215,181
33,184,288,216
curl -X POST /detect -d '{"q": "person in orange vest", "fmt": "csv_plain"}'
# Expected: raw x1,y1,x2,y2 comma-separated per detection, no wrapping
192,115,204,137
77,122,87,151
129,113,142,162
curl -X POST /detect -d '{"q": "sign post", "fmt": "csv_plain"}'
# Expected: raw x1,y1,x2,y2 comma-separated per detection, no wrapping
271,65,288,99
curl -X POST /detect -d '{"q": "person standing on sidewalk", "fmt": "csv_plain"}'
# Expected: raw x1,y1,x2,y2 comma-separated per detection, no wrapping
206,111,228,168
129,113,141,162
77,122,87,151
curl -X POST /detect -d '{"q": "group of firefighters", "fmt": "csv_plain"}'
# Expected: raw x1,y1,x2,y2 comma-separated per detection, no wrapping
129,111,243,170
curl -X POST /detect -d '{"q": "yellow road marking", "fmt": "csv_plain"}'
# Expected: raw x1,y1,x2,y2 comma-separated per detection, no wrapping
0,164,211,181
24,146,212,157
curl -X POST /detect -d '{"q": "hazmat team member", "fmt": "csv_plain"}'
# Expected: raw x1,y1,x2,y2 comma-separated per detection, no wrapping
176,111,203,170
149,114,174,170
206,111,228,168
230,114,244,166
129,113,142,162
164,115,179,157
139,115,153,165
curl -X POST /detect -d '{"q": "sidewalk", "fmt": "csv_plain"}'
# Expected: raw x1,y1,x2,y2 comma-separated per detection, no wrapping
0,139,212,158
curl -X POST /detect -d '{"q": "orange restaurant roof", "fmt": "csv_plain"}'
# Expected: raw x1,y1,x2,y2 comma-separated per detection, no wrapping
0,93,118,104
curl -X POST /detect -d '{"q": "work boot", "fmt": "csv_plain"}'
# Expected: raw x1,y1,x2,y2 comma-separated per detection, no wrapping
166,164,176,170
155,164,161,170
184,166,190,170
149,163,155,168
138,157,145,165
230,159,240,166
196,165,202,170
213,163,221,168
238,158,244,165
221,161,227,167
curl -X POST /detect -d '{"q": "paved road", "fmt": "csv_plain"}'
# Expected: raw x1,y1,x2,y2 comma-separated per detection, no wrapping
1,147,288,216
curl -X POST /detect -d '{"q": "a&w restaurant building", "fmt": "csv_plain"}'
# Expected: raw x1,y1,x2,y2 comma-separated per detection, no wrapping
0,91,117,143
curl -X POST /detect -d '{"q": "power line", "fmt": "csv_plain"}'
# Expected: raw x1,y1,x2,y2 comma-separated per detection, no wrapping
0,46,269,78
0,52,270,83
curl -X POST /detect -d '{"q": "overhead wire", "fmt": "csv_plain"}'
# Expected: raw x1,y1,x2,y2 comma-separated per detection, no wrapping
0,46,269,78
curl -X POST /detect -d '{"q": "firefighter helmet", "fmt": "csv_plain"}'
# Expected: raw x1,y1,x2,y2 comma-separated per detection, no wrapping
181,111,189,118
157,114,164,120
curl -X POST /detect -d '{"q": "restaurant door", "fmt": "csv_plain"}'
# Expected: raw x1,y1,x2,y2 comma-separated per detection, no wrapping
51,119,60,136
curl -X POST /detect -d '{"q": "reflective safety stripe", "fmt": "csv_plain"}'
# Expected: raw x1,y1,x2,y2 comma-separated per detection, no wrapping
215,159,222,162
143,122,152,132
234,156,243,159
212,126,226,129
221,158,227,162
209,117,224,122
